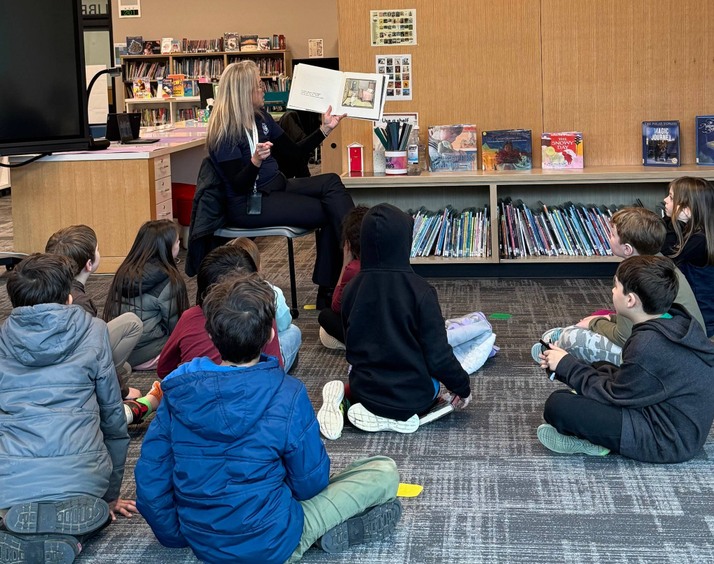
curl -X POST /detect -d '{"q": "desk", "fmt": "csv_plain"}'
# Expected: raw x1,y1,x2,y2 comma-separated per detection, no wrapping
11,125,207,273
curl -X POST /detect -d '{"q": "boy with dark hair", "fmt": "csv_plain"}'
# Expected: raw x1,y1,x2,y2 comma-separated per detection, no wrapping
0,254,135,563
534,207,705,366
319,203,471,440
536,255,714,463
46,225,144,400
318,204,369,350
136,273,401,563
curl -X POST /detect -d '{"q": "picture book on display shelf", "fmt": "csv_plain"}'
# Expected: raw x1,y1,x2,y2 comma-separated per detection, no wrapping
642,120,680,166
287,64,387,121
482,129,532,171
427,125,478,171
696,115,714,165
541,132,583,169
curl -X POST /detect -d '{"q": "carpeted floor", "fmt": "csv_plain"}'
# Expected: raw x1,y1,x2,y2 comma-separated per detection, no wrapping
1,192,713,563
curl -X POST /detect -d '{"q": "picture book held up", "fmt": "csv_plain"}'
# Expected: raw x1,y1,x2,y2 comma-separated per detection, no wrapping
287,64,387,121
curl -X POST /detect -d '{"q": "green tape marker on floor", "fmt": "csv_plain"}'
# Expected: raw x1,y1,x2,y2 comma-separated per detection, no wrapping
489,312,512,320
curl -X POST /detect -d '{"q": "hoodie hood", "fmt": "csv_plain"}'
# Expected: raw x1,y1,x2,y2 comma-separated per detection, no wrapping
0,304,95,367
360,203,413,271
161,356,284,441
645,305,714,366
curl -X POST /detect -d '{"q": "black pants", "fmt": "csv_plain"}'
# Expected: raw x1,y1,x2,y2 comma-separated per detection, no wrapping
543,389,623,453
318,307,345,343
227,173,355,287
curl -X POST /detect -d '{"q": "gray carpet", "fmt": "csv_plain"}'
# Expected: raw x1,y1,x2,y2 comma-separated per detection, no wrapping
1,193,713,563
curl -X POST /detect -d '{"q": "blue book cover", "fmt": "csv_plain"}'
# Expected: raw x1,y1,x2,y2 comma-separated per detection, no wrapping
696,115,714,165
481,129,532,171
642,120,680,166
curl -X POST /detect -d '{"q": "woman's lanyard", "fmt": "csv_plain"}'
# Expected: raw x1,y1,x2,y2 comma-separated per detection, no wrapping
245,123,262,215
245,123,259,195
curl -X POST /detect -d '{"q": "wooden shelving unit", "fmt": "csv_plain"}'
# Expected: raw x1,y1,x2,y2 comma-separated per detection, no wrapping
342,165,714,268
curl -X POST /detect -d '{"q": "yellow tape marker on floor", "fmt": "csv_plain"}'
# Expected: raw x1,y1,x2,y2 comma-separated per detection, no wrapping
304,304,317,310
397,483,423,497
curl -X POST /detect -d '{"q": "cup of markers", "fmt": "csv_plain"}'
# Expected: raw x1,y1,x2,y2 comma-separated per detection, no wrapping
375,122,412,175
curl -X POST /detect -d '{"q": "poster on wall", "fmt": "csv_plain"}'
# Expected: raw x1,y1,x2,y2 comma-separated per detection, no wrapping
376,54,412,101
370,9,417,46
118,0,141,18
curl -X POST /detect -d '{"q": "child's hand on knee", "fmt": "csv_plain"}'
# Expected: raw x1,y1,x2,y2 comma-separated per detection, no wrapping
539,344,567,374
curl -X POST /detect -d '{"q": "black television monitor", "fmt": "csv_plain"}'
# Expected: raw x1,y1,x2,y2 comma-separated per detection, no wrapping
0,0,91,156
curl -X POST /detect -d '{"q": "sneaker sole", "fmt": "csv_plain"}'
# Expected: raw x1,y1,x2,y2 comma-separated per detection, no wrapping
537,424,610,456
317,380,345,440
4,496,110,536
347,404,419,434
319,499,402,554
531,342,545,365
319,328,346,351
0,531,79,564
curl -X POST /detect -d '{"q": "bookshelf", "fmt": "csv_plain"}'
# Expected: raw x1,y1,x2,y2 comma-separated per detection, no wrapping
121,50,291,125
342,165,714,268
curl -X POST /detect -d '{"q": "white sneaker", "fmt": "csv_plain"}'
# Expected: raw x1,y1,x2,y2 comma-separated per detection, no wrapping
347,403,419,434
319,327,346,350
317,380,345,440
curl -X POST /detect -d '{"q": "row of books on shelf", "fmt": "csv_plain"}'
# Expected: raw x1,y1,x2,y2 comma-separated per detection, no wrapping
421,117,714,172
170,59,226,80
121,35,286,57
138,107,169,127
127,77,198,99
409,207,491,259
498,198,623,259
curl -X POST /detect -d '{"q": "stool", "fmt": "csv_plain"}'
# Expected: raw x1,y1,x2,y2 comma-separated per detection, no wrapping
214,226,315,319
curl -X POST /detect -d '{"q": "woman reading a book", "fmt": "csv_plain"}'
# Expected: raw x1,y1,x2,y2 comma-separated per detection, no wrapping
206,61,354,308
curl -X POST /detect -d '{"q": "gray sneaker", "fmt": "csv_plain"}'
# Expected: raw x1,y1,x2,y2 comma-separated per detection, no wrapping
348,403,419,434
317,380,346,440
531,327,563,364
3,496,109,536
317,499,402,553
537,424,610,456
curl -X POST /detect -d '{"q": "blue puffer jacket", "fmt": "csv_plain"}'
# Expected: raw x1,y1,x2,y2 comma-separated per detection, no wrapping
135,356,329,564
0,304,128,508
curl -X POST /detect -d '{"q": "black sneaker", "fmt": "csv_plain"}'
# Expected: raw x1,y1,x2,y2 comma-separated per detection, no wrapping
317,499,402,553
3,496,109,536
0,531,80,564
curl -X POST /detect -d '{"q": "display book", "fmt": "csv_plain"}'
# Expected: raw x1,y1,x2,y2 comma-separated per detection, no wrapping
642,120,680,166
287,64,388,121
541,131,584,169
696,115,714,165
427,125,478,172
480,129,533,171
409,206,490,259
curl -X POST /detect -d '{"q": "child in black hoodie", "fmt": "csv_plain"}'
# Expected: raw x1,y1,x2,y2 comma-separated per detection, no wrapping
317,203,471,439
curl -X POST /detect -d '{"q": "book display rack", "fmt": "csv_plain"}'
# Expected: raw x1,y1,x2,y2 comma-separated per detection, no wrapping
121,49,291,125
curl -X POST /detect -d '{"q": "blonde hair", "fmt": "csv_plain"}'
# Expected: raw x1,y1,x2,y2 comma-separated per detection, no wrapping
206,61,262,154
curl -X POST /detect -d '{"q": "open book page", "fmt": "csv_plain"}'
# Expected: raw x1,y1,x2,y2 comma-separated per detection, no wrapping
288,64,387,121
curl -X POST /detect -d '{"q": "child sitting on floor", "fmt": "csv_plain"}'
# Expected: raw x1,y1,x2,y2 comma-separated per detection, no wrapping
228,237,301,372
103,220,189,371
136,273,402,563
45,224,144,399
533,207,705,366
156,243,283,378
0,254,137,564
535,255,714,463
318,205,369,350
317,203,471,440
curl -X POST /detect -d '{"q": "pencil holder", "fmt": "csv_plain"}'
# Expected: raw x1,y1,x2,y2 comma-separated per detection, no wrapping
385,150,407,175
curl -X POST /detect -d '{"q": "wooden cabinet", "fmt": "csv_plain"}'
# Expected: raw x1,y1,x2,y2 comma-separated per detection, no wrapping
342,165,714,268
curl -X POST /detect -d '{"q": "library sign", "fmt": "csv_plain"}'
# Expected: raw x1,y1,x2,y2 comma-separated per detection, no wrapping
81,1,109,15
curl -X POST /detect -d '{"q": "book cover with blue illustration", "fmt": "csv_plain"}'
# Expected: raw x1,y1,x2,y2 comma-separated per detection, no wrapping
696,115,714,165
427,124,478,171
642,120,680,166
481,129,532,171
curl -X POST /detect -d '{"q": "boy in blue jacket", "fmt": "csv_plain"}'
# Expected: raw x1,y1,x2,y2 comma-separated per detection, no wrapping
135,273,402,563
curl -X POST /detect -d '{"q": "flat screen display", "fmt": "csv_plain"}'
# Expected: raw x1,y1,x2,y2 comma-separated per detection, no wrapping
0,0,90,155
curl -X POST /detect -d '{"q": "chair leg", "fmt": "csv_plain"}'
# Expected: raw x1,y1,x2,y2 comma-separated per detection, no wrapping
287,237,299,319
